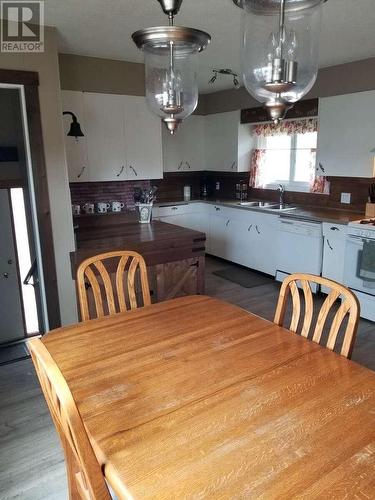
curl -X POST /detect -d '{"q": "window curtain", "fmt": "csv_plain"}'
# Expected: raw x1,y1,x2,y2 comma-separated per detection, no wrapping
249,118,328,193
252,118,318,137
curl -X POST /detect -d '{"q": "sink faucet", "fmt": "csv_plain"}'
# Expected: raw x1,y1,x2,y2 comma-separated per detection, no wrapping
278,184,285,206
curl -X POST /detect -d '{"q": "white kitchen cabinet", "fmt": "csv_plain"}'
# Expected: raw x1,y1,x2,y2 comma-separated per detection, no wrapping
245,213,277,276
204,112,253,172
62,90,163,182
317,91,375,177
84,92,127,181
61,91,89,183
124,96,163,180
162,115,205,171
322,223,347,292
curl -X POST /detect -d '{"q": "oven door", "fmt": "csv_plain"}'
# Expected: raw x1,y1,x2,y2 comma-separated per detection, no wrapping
344,235,375,294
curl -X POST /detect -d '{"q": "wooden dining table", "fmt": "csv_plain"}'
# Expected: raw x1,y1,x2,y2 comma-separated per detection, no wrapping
42,295,375,499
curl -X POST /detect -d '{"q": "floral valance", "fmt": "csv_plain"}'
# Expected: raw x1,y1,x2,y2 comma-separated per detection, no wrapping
252,118,318,137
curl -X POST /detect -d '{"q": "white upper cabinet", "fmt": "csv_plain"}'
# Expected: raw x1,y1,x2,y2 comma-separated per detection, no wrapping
61,91,89,183
317,91,375,177
162,115,205,171
162,110,253,173
61,90,163,182
123,96,163,180
205,111,239,171
84,92,127,181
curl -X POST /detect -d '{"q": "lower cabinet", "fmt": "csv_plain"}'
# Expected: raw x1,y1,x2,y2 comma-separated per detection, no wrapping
322,223,347,292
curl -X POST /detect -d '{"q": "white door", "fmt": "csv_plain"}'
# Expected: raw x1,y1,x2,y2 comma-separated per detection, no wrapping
84,92,127,181
0,190,25,343
182,116,205,171
61,90,89,182
124,96,163,180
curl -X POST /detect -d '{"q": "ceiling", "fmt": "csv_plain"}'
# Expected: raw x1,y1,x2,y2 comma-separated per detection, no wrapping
45,0,375,93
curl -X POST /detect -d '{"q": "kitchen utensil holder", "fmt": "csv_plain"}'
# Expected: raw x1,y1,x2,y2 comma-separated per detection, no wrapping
136,203,153,224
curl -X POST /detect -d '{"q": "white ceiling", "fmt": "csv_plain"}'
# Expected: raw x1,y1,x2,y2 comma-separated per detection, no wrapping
45,0,375,93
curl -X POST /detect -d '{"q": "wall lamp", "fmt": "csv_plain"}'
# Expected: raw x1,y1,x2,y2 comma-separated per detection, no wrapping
63,111,84,139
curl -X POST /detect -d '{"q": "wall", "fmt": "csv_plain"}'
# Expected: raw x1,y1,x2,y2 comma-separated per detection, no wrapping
198,57,375,115
59,53,145,95
0,26,77,325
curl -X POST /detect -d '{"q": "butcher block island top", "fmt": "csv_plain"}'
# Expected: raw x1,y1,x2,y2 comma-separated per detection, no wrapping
71,220,206,303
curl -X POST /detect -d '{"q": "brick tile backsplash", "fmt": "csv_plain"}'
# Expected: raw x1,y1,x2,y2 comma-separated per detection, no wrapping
70,180,151,210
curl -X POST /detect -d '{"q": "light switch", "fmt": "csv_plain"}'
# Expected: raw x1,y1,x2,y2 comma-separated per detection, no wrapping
340,192,351,204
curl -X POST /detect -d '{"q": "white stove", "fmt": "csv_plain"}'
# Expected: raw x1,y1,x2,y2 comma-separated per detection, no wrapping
345,219,375,321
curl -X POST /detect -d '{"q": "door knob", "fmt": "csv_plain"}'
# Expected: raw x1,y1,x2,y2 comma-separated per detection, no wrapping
3,273,9,279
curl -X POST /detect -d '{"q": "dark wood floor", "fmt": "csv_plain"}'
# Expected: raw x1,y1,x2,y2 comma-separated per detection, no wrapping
0,256,374,499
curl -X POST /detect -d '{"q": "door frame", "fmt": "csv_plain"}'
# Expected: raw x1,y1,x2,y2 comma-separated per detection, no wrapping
0,69,60,330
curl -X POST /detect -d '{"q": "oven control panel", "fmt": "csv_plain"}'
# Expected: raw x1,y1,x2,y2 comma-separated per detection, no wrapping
347,226,375,239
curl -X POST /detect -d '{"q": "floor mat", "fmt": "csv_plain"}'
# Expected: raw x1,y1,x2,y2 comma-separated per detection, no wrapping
0,342,30,366
213,267,273,288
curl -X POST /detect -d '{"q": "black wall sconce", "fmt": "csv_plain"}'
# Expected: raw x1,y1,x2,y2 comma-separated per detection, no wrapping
63,111,84,139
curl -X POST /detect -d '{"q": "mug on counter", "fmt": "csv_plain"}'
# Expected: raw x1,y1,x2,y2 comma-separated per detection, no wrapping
82,203,94,214
96,202,110,214
111,201,125,212
72,204,81,216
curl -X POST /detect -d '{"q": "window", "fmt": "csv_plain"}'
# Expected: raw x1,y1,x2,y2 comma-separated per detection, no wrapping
249,118,321,193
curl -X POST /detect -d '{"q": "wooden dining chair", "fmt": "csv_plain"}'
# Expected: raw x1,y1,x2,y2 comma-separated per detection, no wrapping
274,273,360,358
77,250,151,321
28,338,111,500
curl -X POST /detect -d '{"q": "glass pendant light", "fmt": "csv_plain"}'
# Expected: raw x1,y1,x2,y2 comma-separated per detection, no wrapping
233,0,326,122
132,0,211,135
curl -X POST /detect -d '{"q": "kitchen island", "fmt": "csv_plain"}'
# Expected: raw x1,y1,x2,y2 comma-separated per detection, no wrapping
71,216,206,308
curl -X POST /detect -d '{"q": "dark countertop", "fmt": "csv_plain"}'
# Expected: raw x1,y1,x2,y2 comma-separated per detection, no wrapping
71,220,206,277
155,199,364,224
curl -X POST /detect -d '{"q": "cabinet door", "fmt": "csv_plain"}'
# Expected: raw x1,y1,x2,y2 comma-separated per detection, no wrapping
209,214,232,259
244,214,276,276
317,92,375,177
162,115,204,172
61,91,89,182
204,111,239,171
124,96,163,180
182,116,205,171
322,224,347,288
84,93,127,181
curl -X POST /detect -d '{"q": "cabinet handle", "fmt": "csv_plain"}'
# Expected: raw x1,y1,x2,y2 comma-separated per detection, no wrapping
327,239,333,250
116,165,125,177
185,161,191,169
178,161,183,170
226,219,231,226
248,224,252,232
230,161,236,170
215,206,220,211
255,225,261,234
171,207,178,211
330,226,339,231
77,166,85,179
129,165,138,176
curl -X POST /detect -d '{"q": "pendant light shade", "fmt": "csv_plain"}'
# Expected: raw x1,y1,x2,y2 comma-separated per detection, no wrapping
234,0,326,122
132,0,210,134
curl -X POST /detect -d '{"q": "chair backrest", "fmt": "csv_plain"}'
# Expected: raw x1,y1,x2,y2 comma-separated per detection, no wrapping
77,250,151,321
274,273,360,358
28,338,111,499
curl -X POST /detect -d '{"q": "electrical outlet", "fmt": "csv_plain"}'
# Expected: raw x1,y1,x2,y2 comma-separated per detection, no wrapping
215,181,220,190
341,192,351,204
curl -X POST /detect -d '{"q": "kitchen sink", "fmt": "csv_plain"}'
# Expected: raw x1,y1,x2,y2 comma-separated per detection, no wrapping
266,204,297,211
238,201,278,208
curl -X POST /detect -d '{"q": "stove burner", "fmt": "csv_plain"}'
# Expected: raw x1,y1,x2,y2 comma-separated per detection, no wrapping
359,219,375,225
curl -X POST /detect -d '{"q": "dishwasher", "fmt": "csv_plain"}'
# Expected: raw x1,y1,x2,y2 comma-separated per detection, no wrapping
275,217,323,285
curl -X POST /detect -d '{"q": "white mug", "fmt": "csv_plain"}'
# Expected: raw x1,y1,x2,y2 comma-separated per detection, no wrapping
111,201,125,212
82,203,94,214
96,202,110,214
72,204,80,215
